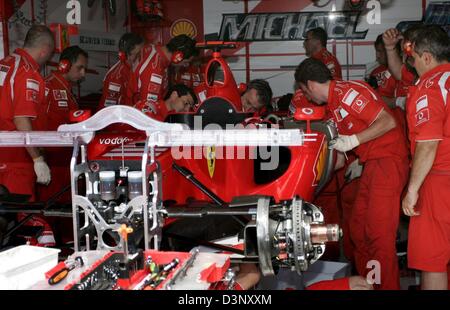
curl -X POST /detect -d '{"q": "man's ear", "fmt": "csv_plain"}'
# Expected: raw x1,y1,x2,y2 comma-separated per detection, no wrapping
422,52,433,66
306,80,315,92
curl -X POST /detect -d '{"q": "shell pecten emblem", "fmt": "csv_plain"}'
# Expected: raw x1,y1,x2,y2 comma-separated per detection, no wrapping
170,19,197,38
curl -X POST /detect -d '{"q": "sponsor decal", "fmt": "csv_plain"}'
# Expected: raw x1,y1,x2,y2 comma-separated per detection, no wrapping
26,79,40,91
105,99,117,106
58,101,68,107
342,88,359,106
148,82,161,93
26,90,38,103
219,11,368,41
415,95,428,112
0,65,10,86
170,19,197,39
147,93,158,103
415,108,430,126
108,82,121,92
99,137,132,145
351,95,369,113
150,74,163,85
53,89,68,100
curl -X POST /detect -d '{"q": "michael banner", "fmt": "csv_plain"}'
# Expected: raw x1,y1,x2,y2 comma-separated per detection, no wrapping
219,11,369,41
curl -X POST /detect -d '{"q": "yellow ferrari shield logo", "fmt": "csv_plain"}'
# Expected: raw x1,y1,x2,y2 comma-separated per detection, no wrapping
207,146,216,178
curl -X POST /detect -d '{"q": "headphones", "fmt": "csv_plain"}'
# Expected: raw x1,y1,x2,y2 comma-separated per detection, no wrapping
403,41,413,57
118,51,127,63
171,50,185,64
58,59,72,74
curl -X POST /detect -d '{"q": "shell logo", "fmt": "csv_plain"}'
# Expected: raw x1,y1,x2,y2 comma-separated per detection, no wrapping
170,19,197,39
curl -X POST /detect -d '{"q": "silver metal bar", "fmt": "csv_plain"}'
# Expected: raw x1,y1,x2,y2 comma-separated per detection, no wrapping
0,131,93,147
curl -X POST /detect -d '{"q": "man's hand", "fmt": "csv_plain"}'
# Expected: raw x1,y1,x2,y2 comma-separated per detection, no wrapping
33,156,51,185
349,276,374,290
402,190,420,217
345,159,363,182
383,28,402,49
331,135,360,153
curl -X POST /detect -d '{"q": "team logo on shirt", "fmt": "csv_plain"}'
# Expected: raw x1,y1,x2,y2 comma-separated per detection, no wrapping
351,95,369,113
53,89,68,100
143,102,157,115
26,90,39,103
342,88,359,106
333,107,349,122
26,79,40,91
148,82,161,93
150,74,163,85
342,88,368,114
0,65,10,86
147,93,158,103
415,95,429,126
108,82,121,93
58,101,68,108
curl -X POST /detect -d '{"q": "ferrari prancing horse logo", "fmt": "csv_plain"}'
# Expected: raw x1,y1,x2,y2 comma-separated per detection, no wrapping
207,146,216,178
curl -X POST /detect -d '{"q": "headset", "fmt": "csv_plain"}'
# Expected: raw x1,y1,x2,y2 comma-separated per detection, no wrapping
58,59,72,74
171,50,185,64
403,41,413,57
118,51,127,63
168,35,197,64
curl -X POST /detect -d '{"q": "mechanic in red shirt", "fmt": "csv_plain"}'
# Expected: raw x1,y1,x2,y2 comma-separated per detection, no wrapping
98,33,144,110
172,49,204,89
369,35,398,102
240,79,273,115
135,83,197,121
383,25,423,109
34,46,88,207
304,27,343,80
295,58,409,290
0,26,55,246
0,25,54,198
131,35,197,109
401,25,450,290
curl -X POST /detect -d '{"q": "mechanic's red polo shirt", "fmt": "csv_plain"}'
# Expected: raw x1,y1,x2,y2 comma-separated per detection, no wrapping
0,48,45,166
35,70,78,130
406,63,450,171
369,64,397,98
327,80,408,162
132,45,171,107
99,60,137,109
135,99,170,122
313,48,343,80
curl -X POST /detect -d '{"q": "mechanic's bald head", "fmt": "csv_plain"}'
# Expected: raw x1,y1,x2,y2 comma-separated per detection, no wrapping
23,25,55,66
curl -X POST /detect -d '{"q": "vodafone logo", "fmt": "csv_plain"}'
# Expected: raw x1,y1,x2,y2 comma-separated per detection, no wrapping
73,110,85,118
302,108,314,115
99,137,131,145
415,108,429,126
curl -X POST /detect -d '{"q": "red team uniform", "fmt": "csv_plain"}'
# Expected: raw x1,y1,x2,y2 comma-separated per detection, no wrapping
405,63,450,273
312,48,343,80
328,80,409,289
99,60,138,109
0,48,46,197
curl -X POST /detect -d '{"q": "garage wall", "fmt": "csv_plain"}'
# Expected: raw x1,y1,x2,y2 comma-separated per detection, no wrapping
0,0,437,99
5,0,129,97
203,0,426,98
